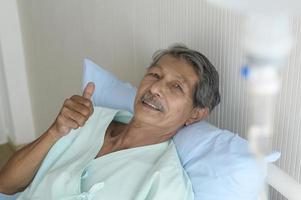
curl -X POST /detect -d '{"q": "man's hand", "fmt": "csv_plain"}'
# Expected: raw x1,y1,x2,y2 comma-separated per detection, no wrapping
0,82,96,194
48,82,95,138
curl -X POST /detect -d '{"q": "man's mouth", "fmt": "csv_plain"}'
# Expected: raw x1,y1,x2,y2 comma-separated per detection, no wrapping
140,91,164,112
142,100,162,112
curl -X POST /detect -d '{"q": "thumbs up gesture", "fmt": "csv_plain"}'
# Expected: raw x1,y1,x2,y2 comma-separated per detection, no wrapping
48,82,95,138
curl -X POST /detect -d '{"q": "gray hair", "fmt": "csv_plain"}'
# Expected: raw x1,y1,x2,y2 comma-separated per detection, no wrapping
150,44,220,112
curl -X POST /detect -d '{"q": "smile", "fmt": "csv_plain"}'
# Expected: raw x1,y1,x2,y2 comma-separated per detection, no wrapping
142,100,161,111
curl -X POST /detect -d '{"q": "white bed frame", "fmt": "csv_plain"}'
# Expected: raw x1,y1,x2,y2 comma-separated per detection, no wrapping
266,164,301,200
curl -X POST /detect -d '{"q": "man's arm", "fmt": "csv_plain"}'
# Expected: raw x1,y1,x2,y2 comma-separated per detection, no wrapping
0,129,62,194
0,82,95,195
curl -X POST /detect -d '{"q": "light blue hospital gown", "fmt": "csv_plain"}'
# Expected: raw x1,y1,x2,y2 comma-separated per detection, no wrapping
17,106,194,200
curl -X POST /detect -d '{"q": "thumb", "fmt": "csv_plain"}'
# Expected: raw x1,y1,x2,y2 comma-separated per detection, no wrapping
83,82,95,99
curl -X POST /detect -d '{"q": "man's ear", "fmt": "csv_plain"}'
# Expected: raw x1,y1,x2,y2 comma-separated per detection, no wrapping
185,107,209,126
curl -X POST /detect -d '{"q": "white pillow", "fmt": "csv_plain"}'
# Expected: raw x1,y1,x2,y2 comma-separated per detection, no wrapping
83,58,280,200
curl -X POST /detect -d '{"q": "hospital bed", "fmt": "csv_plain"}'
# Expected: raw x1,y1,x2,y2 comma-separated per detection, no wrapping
1,164,301,200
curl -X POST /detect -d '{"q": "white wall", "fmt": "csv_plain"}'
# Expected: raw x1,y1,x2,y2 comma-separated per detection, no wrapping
0,44,9,144
0,0,35,145
17,0,300,199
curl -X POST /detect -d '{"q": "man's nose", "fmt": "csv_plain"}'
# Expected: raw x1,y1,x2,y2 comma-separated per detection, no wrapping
149,80,165,97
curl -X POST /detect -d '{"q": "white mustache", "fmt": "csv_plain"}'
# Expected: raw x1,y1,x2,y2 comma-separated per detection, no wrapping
141,92,164,112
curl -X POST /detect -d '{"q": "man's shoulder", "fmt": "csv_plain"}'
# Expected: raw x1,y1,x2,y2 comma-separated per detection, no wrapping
146,140,194,199
153,140,187,174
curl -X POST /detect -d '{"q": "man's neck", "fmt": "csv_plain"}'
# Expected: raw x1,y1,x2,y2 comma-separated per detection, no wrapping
107,118,175,151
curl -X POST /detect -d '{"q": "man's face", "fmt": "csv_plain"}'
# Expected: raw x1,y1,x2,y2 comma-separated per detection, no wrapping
133,54,201,134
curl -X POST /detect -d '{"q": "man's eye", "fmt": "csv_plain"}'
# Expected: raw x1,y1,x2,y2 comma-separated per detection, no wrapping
149,73,160,79
174,84,183,91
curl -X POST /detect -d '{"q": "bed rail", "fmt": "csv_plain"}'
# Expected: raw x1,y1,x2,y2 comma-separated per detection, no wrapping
267,164,301,200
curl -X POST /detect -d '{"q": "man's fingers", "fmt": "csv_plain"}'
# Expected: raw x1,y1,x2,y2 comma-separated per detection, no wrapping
56,115,77,133
53,84,95,136
65,98,91,117
69,95,92,107
61,106,87,127
83,82,95,99
60,116,79,130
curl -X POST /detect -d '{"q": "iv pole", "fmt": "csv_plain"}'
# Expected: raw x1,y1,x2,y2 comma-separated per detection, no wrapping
206,0,301,199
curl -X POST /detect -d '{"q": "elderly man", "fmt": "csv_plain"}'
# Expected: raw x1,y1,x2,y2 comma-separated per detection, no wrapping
0,45,220,199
